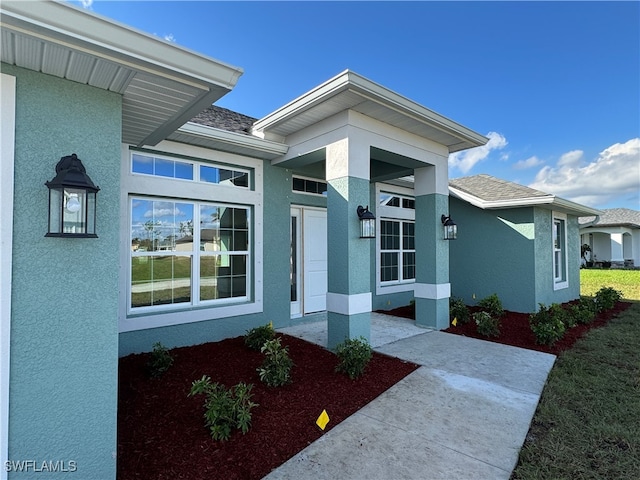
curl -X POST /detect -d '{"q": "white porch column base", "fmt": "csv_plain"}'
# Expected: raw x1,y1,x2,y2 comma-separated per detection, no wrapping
327,292,372,316
414,282,451,300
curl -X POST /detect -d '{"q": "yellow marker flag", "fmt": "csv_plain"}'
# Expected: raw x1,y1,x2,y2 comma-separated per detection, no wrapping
472,293,476,299
269,321,273,330
452,317,458,327
316,409,330,430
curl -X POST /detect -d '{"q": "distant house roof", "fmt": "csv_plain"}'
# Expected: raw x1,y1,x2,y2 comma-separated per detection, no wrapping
449,174,601,217
190,106,257,135
579,208,640,228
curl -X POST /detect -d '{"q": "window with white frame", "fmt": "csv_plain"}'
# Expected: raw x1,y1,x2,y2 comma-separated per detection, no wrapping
126,151,256,317
377,189,416,287
130,198,249,310
552,213,568,289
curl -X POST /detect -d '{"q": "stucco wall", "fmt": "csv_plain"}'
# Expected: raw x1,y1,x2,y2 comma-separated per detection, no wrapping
5,65,120,479
449,198,537,312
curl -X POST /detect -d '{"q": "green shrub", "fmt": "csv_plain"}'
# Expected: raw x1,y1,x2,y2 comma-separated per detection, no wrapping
244,323,275,350
335,337,373,379
570,298,596,325
477,293,505,318
473,311,500,337
529,303,566,346
189,376,257,441
594,286,622,312
257,337,294,387
551,303,576,329
147,342,173,378
449,296,470,325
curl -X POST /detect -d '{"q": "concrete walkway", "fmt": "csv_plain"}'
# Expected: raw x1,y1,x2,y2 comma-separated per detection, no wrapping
267,313,556,480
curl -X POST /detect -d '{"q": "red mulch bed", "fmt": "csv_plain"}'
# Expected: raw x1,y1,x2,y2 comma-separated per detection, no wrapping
378,301,633,356
117,334,419,480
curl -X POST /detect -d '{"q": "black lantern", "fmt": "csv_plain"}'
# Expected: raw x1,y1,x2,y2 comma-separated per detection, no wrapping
45,154,99,238
357,205,376,238
441,214,457,240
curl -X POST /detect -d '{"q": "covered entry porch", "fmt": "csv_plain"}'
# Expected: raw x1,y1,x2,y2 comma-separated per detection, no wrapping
253,71,487,348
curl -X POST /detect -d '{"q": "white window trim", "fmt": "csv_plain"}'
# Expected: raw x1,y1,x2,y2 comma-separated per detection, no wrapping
375,183,416,295
1,72,16,480
552,211,569,291
119,141,264,333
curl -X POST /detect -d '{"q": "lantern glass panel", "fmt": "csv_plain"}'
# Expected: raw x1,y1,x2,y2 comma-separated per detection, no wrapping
48,188,62,234
360,218,376,238
63,188,87,234
87,191,97,235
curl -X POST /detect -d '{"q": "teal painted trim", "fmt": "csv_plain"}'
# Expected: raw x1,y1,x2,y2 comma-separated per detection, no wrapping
327,177,371,295
7,65,120,479
415,297,449,329
327,311,371,350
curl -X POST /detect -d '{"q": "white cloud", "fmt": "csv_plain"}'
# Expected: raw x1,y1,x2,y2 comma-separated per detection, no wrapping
528,138,640,208
80,0,93,8
513,156,544,170
164,34,177,43
448,131,507,174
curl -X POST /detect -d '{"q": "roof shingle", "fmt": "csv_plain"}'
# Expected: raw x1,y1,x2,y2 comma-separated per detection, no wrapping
189,105,257,135
449,174,550,202
579,208,640,228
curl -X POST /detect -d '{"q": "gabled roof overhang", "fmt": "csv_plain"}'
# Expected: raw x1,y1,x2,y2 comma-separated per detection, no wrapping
449,185,602,217
0,0,243,147
168,122,289,161
252,70,488,153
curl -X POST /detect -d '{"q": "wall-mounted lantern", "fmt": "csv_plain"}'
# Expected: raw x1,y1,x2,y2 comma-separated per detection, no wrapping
357,205,376,238
45,153,99,238
441,214,457,240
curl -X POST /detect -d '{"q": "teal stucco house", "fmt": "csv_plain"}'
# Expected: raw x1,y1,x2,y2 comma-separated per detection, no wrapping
1,2,491,478
448,174,600,313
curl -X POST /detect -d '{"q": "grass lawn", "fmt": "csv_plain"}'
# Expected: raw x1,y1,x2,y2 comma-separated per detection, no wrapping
580,269,640,300
512,302,640,479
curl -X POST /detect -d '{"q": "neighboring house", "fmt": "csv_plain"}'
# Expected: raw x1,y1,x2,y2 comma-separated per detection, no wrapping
579,208,640,268
1,2,488,479
448,174,601,313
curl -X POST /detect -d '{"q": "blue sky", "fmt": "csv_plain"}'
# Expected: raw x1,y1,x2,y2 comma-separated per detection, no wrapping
74,1,639,211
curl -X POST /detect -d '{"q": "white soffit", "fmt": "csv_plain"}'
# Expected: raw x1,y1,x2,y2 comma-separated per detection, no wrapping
253,70,488,153
0,0,243,147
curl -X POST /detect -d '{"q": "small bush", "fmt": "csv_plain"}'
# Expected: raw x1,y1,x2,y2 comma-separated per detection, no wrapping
257,337,294,387
147,342,173,378
335,337,373,379
594,286,622,312
189,376,257,441
477,293,505,318
244,323,275,350
529,303,566,346
570,298,596,325
450,296,470,325
551,303,576,329
473,311,500,337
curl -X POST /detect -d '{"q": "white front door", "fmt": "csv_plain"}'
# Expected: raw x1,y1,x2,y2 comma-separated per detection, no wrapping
291,207,327,316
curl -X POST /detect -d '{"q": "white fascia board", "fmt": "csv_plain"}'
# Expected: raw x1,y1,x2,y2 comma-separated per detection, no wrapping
1,1,243,90
550,197,602,217
178,122,289,157
253,70,487,149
